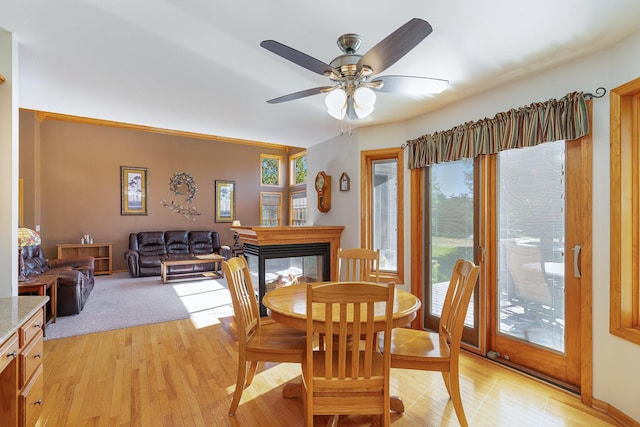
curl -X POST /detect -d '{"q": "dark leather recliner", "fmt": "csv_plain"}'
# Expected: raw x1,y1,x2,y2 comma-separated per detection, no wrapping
124,230,221,277
21,245,95,316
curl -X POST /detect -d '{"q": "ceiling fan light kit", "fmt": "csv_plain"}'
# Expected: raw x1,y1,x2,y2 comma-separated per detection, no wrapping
260,18,449,120
353,86,376,118
261,18,449,121
325,86,376,120
325,88,347,119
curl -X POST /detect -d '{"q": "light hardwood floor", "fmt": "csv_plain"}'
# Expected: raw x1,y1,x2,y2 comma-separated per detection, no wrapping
41,317,618,426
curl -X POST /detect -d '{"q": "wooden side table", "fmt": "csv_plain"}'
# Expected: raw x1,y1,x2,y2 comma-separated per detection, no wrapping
160,254,225,284
231,246,244,258
18,274,58,332
57,242,113,275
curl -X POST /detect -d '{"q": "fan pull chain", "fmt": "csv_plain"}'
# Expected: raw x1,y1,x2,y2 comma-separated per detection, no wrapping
338,115,354,136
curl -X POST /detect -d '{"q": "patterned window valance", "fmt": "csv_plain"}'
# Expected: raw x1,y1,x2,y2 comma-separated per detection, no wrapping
406,91,589,169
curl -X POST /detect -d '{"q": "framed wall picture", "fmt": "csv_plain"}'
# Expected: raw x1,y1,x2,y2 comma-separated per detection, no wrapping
339,172,350,191
215,180,236,222
121,166,148,215
260,154,282,186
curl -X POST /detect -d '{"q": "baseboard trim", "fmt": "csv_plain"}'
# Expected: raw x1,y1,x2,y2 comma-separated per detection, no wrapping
484,351,638,426
592,398,640,427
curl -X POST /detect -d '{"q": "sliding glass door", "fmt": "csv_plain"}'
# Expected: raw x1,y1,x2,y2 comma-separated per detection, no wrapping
424,158,479,347
421,138,585,388
492,139,582,387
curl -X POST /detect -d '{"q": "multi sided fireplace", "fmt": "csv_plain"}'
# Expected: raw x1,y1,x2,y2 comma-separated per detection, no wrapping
244,242,330,316
232,226,344,316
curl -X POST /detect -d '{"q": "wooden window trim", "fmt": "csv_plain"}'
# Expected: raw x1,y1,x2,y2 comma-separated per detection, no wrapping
289,151,307,187
260,154,283,187
610,78,640,345
360,148,404,284
259,191,282,226
289,190,306,226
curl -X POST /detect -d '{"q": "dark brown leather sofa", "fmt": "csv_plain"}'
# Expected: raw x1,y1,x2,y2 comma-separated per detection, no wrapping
124,230,222,278
21,245,95,316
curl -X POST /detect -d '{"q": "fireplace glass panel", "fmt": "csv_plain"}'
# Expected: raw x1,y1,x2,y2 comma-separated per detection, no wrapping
246,254,324,295
243,242,330,316
265,255,322,291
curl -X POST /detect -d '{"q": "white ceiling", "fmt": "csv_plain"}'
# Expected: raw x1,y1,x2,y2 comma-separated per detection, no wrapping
2,1,640,148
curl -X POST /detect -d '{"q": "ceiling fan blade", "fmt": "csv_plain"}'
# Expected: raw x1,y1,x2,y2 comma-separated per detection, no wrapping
261,40,339,77
372,75,449,94
357,18,433,75
266,86,333,104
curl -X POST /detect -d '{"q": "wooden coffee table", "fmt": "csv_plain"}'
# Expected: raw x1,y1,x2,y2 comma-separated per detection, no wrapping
160,254,225,284
18,274,58,334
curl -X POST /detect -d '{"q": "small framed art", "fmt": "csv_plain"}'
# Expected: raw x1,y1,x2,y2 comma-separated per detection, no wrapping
121,166,148,215
215,180,236,222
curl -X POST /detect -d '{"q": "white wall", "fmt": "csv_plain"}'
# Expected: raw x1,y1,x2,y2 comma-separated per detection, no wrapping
307,121,411,291
310,30,640,422
0,30,19,297
307,129,362,249
592,30,640,422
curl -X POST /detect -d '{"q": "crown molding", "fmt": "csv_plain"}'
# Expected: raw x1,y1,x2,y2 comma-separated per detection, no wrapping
23,109,288,150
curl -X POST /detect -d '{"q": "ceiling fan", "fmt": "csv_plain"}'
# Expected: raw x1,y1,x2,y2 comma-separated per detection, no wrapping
260,18,449,120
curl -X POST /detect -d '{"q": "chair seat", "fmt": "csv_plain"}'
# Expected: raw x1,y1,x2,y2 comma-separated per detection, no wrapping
385,328,451,371
246,322,306,362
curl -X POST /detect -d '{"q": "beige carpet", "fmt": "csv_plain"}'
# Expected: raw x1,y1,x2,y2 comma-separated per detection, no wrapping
44,272,234,340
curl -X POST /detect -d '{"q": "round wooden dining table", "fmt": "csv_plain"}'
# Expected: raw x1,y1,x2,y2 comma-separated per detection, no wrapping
262,282,422,415
263,282,422,331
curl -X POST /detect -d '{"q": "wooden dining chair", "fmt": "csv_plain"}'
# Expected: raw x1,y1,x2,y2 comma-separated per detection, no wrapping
337,247,381,282
385,259,480,427
222,257,306,416
303,281,395,427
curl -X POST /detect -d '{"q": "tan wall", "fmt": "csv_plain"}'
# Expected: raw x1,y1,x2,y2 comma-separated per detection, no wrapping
19,110,292,272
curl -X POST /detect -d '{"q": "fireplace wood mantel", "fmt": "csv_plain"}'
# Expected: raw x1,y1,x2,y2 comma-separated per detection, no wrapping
232,225,345,280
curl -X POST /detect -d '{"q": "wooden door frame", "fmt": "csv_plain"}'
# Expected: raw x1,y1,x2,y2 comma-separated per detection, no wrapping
409,102,593,403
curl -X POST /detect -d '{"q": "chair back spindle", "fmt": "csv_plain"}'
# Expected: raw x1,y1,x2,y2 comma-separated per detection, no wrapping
337,248,381,282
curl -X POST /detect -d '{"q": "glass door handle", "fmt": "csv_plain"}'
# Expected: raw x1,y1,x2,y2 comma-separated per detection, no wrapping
572,245,581,278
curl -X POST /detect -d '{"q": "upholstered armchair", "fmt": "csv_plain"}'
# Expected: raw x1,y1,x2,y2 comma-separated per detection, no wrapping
21,245,95,316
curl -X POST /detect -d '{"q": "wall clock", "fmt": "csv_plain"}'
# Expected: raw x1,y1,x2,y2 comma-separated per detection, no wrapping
339,172,350,191
315,171,331,212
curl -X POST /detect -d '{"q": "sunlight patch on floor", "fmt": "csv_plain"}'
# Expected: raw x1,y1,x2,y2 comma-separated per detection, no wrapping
170,279,235,329
224,362,302,396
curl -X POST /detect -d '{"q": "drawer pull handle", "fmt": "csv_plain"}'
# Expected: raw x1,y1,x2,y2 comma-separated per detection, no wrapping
34,399,43,405
6,350,17,358
34,353,43,359
34,323,42,328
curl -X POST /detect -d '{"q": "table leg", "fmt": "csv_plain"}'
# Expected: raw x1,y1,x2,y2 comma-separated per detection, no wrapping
390,396,405,413
36,286,47,336
50,280,57,324
216,260,223,278
282,381,302,398
161,263,167,284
